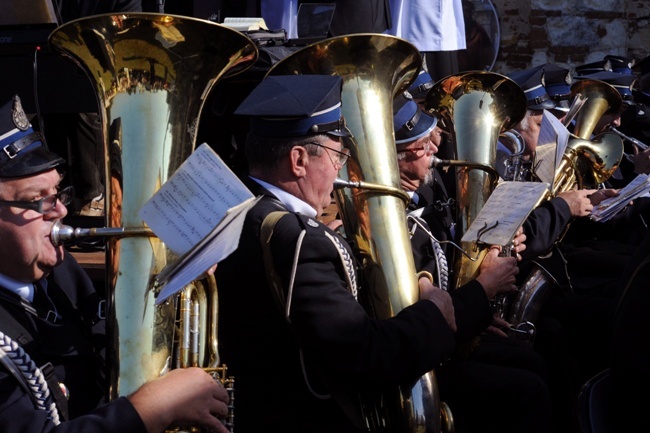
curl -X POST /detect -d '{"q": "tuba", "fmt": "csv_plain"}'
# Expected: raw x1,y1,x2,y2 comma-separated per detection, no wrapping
425,71,527,291
48,12,257,429
268,34,453,433
551,78,624,195
505,78,625,339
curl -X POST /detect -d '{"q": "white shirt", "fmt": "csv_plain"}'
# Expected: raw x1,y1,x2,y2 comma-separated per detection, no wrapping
0,272,35,302
385,0,466,52
250,176,318,218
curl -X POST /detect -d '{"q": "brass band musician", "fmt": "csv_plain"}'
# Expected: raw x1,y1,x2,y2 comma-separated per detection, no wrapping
0,95,231,433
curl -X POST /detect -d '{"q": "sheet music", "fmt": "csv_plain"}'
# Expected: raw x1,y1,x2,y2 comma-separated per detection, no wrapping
138,143,258,304
535,110,570,186
139,143,254,256
223,17,269,31
154,196,260,304
591,174,650,222
461,181,550,246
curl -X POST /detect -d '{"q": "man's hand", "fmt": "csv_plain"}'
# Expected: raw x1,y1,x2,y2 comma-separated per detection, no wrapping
511,226,526,261
476,247,519,299
484,315,511,338
587,188,619,205
128,367,230,433
419,277,457,332
557,189,597,217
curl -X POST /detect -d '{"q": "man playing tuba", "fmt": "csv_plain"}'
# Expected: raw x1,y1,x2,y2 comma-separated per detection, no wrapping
0,95,231,433
215,75,459,433
394,91,554,433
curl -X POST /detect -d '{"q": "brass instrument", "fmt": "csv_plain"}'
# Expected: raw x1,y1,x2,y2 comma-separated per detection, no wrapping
505,78,625,340
570,79,623,140
611,127,649,163
611,127,649,152
499,129,528,182
552,78,624,194
48,13,257,431
268,34,453,433
425,71,527,291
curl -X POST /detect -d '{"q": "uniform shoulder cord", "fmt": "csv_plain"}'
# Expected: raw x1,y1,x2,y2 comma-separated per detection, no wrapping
0,292,69,422
0,329,61,425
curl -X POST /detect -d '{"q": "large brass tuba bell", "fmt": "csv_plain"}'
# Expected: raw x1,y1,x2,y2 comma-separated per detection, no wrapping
425,71,527,290
48,13,257,420
268,34,452,433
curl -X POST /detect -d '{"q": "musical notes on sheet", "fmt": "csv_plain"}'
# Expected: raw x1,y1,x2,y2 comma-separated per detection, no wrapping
139,143,254,256
461,181,550,246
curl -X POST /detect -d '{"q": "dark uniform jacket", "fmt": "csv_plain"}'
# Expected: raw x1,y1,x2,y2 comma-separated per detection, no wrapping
408,174,553,433
216,179,455,433
409,174,493,343
0,254,146,433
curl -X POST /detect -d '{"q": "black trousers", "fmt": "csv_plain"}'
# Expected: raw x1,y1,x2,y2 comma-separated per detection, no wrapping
438,335,554,433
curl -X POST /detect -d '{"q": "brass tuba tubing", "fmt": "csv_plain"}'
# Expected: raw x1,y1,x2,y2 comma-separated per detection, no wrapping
333,178,411,205
431,156,500,186
611,127,649,151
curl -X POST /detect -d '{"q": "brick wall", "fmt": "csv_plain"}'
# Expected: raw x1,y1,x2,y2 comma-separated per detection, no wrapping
489,0,650,74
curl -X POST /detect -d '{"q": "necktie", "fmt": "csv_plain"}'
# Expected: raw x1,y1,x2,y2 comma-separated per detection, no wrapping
32,279,59,323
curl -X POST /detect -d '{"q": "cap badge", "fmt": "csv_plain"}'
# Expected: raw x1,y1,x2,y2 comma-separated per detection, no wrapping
12,96,30,131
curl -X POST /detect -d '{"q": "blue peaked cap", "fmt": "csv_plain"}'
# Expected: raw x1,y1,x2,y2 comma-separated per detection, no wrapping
393,92,437,144
0,95,64,178
507,66,555,110
234,75,350,138
575,71,636,105
408,70,434,100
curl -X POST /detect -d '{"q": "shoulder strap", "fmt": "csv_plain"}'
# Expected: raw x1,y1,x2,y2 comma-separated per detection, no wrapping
260,211,291,313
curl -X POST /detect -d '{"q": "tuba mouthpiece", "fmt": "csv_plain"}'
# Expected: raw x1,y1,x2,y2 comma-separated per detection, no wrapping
50,220,75,247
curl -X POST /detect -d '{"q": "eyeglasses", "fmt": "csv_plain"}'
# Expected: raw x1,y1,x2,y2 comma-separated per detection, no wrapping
397,140,432,160
308,142,351,168
0,185,74,214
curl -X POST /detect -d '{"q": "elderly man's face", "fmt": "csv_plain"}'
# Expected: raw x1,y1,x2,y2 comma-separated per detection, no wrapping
302,137,348,216
397,135,435,188
514,110,544,158
0,169,67,282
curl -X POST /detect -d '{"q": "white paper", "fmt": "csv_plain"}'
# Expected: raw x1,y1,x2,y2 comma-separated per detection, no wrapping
223,17,269,31
461,181,550,246
139,143,254,256
154,196,260,304
591,174,650,222
535,109,570,186
137,143,257,304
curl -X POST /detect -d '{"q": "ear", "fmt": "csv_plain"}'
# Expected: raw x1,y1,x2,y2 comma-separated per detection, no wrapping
289,146,309,178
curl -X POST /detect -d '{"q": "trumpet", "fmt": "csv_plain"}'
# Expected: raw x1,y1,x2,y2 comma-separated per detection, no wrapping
610,127,649,162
